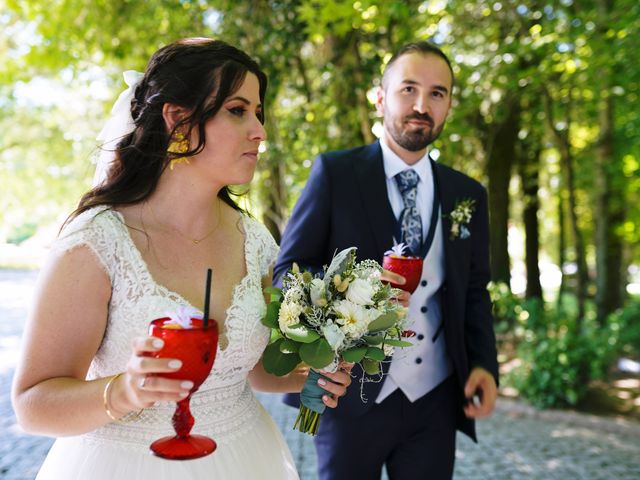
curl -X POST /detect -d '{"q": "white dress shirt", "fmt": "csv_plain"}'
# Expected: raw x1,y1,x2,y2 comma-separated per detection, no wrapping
375,138,453,403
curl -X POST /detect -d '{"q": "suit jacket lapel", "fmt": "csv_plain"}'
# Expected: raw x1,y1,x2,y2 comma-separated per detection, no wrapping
433,161,456,265
353,142,396,260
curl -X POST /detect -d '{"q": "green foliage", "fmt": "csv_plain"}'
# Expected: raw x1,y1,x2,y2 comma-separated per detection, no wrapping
6,222,37,244
262,339,301,376
383,338,412,348
279,339,301,354
282,323,321,344
505,298,627,408
299,337,334,369
361,357,380,375
262,301,281,329
367,311,398,332
364,346,385,361
607,298,640,359
342,345,368,363
489,281,523,333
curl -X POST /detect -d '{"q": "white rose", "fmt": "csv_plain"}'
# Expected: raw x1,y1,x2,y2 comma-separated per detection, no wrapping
345,278,375,306
321,322,346,352
310,278,328,307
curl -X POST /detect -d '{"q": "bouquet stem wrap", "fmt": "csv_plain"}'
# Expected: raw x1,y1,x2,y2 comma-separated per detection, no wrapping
295,370,327,435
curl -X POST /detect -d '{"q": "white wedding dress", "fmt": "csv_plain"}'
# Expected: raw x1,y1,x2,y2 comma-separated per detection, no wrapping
36,206,299,479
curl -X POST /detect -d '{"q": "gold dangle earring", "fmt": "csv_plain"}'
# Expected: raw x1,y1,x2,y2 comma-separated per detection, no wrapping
167,132,190,170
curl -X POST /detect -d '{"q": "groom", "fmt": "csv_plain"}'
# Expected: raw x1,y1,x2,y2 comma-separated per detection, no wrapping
274,41,499,479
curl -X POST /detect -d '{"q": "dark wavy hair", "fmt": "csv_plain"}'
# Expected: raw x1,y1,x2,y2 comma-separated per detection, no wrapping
70,38,267,221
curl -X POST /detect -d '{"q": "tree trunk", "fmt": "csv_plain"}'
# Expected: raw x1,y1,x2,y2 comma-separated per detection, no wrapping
486,97,520,285
594,0,625,324
557,190,566,310
328,32,370,147
553,130,587,321
543,86,588,324
350,37,375,144
518,144,543,300
594,83,624,322
562,142,588,324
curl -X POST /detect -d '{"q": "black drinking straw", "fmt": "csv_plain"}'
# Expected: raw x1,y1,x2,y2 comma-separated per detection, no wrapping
202,268,212,328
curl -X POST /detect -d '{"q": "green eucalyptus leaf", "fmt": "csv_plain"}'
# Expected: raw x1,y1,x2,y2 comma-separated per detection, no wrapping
341,345,368,363
269,329,284,343
384,339,413,348
261,301,281,328
262,339,300,376
284,323,321,343
362,358,380,375
279,339,301,354
363,335,383,345
365,347,386,361
367,311,398,332
264,286,283,301
299,338,334,369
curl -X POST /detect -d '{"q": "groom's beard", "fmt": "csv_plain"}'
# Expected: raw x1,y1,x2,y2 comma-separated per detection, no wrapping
387,112,445,152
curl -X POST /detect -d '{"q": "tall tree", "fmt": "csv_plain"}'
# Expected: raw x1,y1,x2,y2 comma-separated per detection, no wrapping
543,84,589,323
517,112,543,300
593,0,625,322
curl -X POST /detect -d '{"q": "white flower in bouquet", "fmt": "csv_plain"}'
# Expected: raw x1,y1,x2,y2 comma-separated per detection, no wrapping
333,299,373,339
321,322,346,353
310,278,328,307
383,343,395,357
284,285,304,303
345,278,376,306
278,300,303,333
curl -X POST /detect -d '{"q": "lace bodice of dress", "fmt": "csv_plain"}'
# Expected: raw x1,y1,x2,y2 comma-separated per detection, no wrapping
51,206,279,449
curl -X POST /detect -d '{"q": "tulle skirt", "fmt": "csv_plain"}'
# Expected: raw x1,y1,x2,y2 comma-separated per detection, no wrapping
36,404,299,480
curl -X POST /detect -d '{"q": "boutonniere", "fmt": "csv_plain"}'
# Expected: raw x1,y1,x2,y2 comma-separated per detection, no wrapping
447,198,475,240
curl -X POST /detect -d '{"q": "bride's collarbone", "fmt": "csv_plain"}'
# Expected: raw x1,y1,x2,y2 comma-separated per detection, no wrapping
146,247,246,304
138,231,247,313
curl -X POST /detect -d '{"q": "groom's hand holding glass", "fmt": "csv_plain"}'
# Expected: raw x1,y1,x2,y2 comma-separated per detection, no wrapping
380,269,411,307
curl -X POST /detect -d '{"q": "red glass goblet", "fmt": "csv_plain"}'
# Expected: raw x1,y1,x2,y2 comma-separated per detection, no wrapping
382,255,424,293
148,317,218,460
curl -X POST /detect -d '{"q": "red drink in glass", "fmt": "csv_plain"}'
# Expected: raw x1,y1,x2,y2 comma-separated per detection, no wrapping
382,255,424,293
148,317,218,460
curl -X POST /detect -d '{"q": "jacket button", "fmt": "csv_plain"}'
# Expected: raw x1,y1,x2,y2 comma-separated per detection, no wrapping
415,358,422,364
421,280,428,287
417,334,424,340
420,306,428,313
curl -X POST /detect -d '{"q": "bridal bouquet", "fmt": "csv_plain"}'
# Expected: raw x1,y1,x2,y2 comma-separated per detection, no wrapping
262,247,411,435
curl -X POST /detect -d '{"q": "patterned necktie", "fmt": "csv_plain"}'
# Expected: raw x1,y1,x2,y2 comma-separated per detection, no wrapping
395,169,423,256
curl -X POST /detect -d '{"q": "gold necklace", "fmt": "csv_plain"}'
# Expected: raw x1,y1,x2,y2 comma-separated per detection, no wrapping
147,200,222,245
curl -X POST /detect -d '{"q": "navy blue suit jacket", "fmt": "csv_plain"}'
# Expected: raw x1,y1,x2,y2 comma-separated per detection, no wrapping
274,141,498,440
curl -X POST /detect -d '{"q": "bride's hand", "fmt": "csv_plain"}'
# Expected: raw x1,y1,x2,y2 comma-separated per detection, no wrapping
317,362,354,408
109,337,194,416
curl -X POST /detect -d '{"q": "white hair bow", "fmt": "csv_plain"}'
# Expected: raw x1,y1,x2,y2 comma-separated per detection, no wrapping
93,70,144,186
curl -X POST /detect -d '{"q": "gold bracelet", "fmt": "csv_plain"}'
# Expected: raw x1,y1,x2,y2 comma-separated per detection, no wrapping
103,373,144,423
103,373,123,421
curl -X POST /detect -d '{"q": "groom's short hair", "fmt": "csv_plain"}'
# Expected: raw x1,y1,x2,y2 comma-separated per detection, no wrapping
382,41,454,89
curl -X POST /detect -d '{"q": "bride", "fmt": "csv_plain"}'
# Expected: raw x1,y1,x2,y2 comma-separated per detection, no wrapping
11,38,352,479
